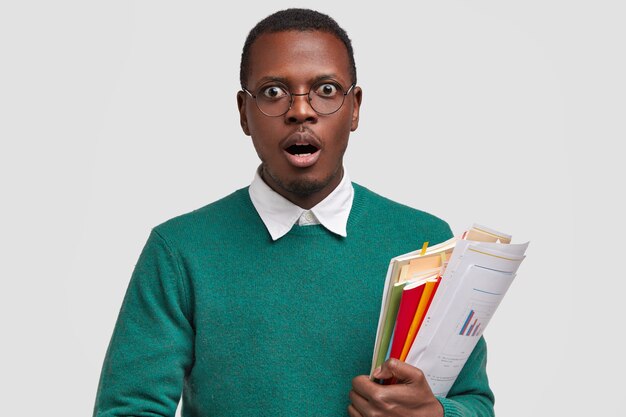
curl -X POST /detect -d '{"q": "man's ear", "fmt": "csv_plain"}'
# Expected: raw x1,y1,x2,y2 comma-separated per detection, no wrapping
350,86,363,132
237,91,251,136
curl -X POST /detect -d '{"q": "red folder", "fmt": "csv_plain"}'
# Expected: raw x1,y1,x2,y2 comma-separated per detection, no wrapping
388,281,425,360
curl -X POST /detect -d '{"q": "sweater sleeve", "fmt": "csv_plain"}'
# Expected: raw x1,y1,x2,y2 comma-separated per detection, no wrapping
436,337,495,417
93,230,195,417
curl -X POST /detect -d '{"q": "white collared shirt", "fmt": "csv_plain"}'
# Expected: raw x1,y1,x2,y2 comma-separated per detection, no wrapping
249,168,354,241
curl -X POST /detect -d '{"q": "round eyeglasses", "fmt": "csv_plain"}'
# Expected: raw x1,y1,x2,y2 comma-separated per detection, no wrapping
242,81,356,117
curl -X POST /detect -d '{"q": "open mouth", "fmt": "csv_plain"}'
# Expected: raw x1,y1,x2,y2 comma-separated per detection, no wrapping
285,144,319,156
282,131,322,168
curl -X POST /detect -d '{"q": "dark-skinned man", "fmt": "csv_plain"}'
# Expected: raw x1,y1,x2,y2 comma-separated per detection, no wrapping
93,9,494,417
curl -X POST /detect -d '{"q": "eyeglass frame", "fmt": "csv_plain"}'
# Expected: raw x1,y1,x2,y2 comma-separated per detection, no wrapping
241,81,356,117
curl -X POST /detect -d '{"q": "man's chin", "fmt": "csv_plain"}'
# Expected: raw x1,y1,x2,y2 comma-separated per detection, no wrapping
263,166,341,198
282,178,328,196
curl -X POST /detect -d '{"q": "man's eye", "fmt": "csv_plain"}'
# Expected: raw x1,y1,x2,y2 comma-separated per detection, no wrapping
261,86,288,99
315,83,339,97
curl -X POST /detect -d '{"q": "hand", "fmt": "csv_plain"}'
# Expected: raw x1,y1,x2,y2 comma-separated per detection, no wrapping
348,359,444,417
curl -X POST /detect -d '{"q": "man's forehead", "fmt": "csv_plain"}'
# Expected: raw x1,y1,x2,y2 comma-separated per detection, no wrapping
246,30,351,86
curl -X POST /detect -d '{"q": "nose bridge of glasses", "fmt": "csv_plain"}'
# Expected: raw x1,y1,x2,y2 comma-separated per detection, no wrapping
287,90,315,114
290,91,312,104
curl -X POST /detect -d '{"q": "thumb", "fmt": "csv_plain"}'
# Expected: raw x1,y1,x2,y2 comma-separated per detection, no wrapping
373,358,421,383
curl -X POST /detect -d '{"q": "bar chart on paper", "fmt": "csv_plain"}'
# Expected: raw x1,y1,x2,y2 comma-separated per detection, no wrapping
443,301,495,358
459,309,483,337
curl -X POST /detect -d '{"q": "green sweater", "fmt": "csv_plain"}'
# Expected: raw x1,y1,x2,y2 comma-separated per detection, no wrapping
93,184,494,417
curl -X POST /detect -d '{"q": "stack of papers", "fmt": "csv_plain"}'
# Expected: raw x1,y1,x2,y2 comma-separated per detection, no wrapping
370,224,529,397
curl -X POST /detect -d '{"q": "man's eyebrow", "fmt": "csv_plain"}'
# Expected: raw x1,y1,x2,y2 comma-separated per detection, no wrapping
252,74,346,88
310,74,342,84
254,76,289,86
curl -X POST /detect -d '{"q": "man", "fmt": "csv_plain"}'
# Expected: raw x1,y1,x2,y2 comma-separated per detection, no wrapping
93,9,494,417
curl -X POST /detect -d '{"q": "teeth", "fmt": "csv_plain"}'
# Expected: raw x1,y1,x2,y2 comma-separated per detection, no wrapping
297,153,311,157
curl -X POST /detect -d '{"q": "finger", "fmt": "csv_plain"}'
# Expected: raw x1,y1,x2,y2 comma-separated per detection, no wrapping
349,389,371,415
351,375,379,400
347,403,363,417
375,358,426,384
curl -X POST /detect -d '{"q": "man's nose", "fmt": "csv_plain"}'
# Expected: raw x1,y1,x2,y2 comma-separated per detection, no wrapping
285,93,318,124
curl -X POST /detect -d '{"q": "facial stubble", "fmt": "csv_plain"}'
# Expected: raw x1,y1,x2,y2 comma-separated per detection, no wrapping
262,162,344,198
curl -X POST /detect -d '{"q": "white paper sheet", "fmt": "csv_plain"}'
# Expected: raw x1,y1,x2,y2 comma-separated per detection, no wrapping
405,240,529,396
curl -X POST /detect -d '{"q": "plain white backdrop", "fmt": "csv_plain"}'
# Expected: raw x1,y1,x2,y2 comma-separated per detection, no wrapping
1,1,623,416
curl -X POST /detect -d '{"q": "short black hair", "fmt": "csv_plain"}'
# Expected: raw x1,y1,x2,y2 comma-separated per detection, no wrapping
240,8,357,88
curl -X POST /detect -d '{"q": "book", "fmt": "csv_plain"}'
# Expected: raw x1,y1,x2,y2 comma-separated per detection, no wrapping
369,239,455,374
373,280,407,368
388,280,426,360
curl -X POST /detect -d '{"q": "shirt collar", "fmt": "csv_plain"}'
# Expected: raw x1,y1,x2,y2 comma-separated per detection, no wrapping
249,168,354,241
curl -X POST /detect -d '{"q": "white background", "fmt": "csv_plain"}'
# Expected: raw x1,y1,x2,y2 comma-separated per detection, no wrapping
1,1,624,416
